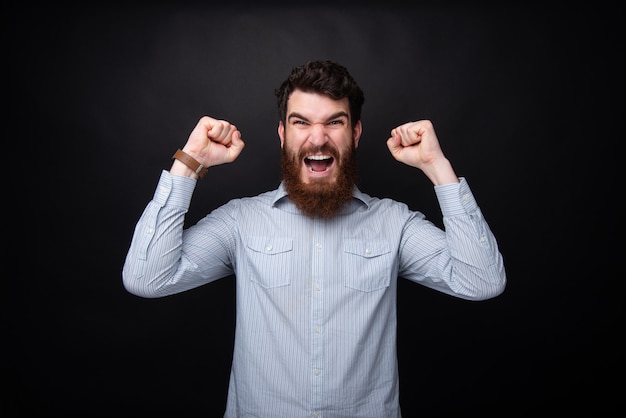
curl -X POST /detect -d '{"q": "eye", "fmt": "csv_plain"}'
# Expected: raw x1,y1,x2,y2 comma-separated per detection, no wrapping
327,119,345,126
293,120,308,126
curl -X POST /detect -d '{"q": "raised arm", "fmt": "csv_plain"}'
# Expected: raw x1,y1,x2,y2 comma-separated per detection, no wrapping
122,116,244,298
388,119,506,299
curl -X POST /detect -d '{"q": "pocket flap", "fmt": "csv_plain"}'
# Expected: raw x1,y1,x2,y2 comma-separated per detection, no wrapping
245,236,293,255
343,238,390,258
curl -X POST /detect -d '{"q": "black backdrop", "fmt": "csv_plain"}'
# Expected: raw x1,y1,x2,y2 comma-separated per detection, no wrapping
5,3,622,417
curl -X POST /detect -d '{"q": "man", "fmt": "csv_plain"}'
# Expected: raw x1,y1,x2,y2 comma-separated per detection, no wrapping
122,60,506,417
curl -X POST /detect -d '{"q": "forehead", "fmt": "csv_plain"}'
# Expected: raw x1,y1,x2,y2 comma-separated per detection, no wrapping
287,90,350,119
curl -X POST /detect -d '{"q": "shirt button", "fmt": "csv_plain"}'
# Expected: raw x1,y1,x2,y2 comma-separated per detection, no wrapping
462,193,470,201
315,243,322,249
314,326,321,334
146,228,154,235
312,412,319,418
480,236,486,242
314,369,321,376
365,247,371,255
265,244,273,252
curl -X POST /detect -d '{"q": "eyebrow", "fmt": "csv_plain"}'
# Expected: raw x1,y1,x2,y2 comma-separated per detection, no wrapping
287,111,350,123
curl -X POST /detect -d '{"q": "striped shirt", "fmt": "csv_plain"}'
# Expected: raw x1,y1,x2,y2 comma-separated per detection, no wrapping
122,170,506,418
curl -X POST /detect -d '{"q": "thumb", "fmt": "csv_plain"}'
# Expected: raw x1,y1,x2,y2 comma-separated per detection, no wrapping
386,135,402,156
227,131,246,161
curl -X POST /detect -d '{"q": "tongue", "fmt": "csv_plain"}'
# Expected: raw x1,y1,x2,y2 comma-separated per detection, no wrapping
309,160,328,172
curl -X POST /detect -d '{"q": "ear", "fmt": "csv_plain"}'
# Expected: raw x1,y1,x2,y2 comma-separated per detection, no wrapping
353,120,362,149
278,121,285,148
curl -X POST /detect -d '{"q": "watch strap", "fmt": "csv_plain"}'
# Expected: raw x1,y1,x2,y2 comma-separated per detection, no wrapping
172,149,208,179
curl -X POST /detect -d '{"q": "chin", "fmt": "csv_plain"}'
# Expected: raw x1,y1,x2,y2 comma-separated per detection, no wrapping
303,175,336,186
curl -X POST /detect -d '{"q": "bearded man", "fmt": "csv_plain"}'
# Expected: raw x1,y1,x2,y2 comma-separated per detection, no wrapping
123,59,506,418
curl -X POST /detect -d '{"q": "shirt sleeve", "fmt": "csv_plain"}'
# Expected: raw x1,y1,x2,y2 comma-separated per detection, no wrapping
402,177,506,300
121,170,234,298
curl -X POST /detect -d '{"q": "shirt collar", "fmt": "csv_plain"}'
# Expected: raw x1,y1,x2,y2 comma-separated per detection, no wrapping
271,181,370,210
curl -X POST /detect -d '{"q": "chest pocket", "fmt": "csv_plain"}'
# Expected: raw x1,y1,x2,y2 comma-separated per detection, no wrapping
342,238,393,292
244,236,293,288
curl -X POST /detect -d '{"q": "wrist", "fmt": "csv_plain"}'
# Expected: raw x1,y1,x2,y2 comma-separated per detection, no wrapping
424,158,458,186
172,149,208,179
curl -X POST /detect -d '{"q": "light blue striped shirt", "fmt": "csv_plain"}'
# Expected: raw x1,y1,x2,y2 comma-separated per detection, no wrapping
122,170,506,418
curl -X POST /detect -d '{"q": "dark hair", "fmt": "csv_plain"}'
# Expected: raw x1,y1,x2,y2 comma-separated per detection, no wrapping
274,60,365,129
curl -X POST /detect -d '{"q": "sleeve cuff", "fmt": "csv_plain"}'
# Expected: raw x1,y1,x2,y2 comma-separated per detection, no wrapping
152,170,196,208
434,177,479,217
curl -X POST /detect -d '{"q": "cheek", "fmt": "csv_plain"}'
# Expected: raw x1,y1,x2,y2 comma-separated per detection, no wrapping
282,142,302,163
283,134,305,154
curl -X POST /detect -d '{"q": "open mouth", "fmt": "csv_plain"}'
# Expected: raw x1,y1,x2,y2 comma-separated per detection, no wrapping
305,155,334,172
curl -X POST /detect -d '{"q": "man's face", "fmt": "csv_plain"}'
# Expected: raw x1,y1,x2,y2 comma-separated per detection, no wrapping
278,89,362,218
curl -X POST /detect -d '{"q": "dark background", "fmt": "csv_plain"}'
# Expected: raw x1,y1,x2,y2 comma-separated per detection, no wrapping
5,3,622,417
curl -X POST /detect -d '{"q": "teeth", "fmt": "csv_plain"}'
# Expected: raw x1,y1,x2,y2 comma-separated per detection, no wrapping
307,155,331,160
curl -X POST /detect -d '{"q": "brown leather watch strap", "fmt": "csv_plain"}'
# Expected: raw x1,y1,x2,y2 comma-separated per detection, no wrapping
172,149,208,179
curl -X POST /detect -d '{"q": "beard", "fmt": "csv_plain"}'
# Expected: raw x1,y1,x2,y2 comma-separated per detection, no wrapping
281,141,358,219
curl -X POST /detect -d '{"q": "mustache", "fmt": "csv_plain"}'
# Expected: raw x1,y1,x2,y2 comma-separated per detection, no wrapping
298,144,340,160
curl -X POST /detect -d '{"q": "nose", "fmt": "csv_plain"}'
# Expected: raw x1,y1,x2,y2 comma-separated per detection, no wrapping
307,123,329,147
